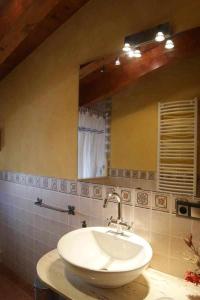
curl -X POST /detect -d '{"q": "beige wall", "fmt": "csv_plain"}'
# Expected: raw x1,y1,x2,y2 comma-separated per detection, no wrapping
0,0,200,179
111,55,200,171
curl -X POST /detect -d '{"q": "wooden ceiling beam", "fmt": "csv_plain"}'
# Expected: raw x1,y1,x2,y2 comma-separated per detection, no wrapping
79,27,200,106
0,0,34,41
0,0,89,81
0,0,62,65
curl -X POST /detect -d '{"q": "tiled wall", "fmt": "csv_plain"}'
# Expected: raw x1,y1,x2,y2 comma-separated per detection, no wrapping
0,171,199,285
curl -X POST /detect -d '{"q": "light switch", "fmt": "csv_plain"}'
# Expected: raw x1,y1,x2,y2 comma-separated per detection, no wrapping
191,207,200,219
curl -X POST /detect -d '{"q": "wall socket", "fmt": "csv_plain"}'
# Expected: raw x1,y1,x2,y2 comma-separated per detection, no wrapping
176,200,200,220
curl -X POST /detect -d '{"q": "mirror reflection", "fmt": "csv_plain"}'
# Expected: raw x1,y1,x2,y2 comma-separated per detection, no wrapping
78,103,111,179
78,50,200,196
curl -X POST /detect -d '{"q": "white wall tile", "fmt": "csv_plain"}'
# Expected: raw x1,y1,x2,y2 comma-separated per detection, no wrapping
0,176,199,285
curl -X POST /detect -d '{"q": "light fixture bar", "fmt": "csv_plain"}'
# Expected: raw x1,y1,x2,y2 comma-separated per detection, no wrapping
124,22,172,47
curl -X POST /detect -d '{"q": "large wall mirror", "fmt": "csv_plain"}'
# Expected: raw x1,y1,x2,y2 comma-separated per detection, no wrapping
77,26,200,196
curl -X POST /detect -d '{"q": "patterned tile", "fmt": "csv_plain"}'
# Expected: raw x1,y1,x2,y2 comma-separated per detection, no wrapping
107,160,111,167
105,135,111,143
26,175,35,187
80,183,90,198
51,178,58,191
108,168,156,181
4,171,8,181
92,185,103,200
121,189,132,204
9,172,14,182
135,190,151,208
105,127,110,134
105,143,110,152
152,192,170,212
15,173,20,184
118,169,124,177
147,171,156,181
139,171,147,180
69,181,77,195
60,179,68,193
132,170,139,179
35,176,41,188
41,177,50,189
110,168,118,177
20,174,26,185
124,169,131,178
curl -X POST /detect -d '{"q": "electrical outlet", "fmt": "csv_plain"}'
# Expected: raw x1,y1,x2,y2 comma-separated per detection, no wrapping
176,200,200,220
177,202,189,217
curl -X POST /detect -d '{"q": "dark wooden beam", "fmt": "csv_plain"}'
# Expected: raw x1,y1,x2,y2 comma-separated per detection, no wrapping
0,0,34,41
0,0,89,81
79,27,200,106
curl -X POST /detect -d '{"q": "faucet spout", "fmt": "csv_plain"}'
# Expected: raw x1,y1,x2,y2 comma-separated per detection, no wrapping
110,192,122,221
103,192,133,233
103,192,123,223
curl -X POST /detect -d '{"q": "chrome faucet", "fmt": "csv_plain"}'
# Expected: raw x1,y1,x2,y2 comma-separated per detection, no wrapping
103,192,132,233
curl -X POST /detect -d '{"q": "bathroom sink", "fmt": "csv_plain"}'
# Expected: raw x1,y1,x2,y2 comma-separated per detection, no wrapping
57,227,152,288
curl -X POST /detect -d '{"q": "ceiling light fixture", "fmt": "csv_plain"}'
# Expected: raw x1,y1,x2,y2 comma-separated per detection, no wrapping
155,31,165,42
165,39,174,49
127,50,134,58
115,57,121,66
122,43,131,52
133,49,142,58
127,49,142,58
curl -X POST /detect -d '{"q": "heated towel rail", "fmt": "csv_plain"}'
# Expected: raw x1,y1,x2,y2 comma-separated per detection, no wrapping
157,98,197,195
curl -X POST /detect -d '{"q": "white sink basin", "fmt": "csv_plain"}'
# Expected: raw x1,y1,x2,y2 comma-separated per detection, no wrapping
57,227,152,288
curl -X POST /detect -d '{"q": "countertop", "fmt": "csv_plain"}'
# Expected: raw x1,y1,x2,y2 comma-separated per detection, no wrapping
37,249,200,300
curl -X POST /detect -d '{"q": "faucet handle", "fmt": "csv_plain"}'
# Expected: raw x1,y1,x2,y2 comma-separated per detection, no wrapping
107,216,113,226
118,220,134,231
127,221,134,231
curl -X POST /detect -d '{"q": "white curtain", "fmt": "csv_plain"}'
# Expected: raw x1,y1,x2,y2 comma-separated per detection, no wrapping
78,109,107,178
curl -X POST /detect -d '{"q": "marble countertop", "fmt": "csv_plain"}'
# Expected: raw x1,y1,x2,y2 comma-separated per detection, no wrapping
37,249,200,300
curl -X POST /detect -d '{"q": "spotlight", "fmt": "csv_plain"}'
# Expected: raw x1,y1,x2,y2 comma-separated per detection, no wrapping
133,49,141,58
165,39,174,49
128,50,134,58
122,43,130,52
115,58,120,66
155,31,165,42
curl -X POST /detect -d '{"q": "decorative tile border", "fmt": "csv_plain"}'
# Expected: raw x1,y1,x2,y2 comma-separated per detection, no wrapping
120,188,133,204
135,190,151,209
51,178,58,191
92,185,103,200
105,107,111,177
60,179,68,193
109,168,156,180
152,192,171,213
69,181,77,195
0,170,196,213
80,182,90,198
